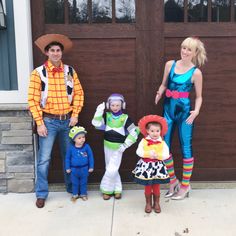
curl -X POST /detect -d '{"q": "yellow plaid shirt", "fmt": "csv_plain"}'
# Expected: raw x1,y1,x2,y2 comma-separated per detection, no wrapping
28,60,84,125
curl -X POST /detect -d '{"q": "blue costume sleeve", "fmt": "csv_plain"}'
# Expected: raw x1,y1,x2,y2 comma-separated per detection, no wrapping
86,144,94,169
65,145,72,170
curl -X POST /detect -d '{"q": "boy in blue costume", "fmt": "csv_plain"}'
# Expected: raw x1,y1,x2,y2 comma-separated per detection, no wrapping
92,93,139,200
65,126,94,201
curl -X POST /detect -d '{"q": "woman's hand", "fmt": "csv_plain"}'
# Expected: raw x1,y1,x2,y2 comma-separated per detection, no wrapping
186,110,199,125
155,92,161,105
155,61,173,105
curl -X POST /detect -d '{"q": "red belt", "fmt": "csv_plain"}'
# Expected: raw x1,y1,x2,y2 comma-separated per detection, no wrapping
142,158,159,162
43,112,72,120
166,89,189,99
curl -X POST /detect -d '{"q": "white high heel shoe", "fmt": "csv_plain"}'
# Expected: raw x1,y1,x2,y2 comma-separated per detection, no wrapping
165,179,180,198
171,185,191,200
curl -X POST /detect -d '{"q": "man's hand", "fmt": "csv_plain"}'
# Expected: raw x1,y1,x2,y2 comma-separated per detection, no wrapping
37,124,48,137
89,168,94,173
69,117,78,127
66,169,71,174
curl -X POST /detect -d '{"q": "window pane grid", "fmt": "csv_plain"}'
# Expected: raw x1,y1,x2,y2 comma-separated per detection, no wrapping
92,0,112,23
45,0,65,24
212,0,230,22
230,0,234,21
68,0,88,23
45,0,135,24
188,0,208,22
165,0,235,23
112,0,116,23
234,0,236,21
164,0,184,22
115,0,136,23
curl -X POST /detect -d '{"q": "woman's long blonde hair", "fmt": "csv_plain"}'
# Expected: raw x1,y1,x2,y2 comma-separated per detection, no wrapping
181,37,207,67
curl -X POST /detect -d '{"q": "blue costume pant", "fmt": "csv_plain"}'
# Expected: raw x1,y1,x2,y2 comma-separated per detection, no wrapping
162,60,196,187
71,166,89,196
163,101,193,159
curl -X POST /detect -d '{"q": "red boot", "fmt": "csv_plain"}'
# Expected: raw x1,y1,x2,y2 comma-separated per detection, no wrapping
153,194,161,213
145,195,152,213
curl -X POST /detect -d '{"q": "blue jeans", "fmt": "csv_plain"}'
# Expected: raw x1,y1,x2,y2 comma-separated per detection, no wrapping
35,117,72,199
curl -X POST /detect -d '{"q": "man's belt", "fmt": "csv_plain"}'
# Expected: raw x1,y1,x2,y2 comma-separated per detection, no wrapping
43,111,72,120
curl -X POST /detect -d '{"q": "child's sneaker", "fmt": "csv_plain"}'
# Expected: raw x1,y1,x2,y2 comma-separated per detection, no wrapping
71,195,79,202
114,193,122,199
103,194,111,200
81,195,88,201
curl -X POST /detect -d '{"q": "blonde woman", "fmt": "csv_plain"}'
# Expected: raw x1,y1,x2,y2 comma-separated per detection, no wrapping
155,37,207,200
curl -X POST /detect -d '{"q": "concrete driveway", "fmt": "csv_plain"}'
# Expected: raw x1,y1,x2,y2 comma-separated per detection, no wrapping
0,187,236,236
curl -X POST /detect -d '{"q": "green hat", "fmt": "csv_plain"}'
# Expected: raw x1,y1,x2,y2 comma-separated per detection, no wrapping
69,126,87,140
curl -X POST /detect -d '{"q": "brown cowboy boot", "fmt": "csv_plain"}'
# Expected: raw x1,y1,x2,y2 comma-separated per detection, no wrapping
145,195,152,213
153,194,161,213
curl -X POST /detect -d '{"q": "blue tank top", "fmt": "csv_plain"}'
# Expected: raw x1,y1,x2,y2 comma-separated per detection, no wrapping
163,61,197,120
167,61,196,92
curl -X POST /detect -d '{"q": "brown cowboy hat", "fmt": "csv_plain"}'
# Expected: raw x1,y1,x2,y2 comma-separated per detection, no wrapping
138,115,168,137
34,34,73,54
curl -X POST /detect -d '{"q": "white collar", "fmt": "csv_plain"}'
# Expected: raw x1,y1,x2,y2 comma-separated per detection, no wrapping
145,135,162,141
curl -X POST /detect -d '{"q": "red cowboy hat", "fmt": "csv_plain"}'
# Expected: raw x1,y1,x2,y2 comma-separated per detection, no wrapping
34,34,73,54
138,115,168,137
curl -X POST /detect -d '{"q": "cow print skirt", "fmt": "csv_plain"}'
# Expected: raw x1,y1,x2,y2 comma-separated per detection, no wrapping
132,159,170,186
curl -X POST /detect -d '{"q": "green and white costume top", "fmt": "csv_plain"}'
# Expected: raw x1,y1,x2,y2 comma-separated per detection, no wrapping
92,111,139,150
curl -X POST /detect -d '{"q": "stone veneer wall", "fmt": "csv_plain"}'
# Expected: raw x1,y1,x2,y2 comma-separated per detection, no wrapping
0,104,35,193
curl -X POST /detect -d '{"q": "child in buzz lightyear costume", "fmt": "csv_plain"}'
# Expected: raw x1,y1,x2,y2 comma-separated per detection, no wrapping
92,93,139,200
65,126,94,202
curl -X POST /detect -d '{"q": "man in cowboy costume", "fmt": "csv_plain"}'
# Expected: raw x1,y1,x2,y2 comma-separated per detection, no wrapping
28,34,84,208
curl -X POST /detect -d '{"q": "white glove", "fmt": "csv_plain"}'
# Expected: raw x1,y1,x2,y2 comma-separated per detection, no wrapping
118,144,127,153
93,102,105,118
96,102,105,112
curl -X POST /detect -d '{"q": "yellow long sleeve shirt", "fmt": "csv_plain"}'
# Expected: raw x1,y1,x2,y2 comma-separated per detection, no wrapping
28,60,84,125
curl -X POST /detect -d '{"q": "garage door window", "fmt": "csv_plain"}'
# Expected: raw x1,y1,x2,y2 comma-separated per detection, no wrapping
45,0,135,24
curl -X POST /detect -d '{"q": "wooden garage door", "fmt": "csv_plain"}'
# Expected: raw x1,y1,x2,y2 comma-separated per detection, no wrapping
31,0,163,183
31,0,236,183
163,0,236,181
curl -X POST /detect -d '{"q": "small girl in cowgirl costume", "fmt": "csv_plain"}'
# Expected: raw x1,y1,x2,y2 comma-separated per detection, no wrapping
132,115,170,213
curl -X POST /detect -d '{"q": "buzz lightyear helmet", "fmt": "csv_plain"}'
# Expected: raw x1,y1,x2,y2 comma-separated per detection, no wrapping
69,126,87,140
106,93,126,110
